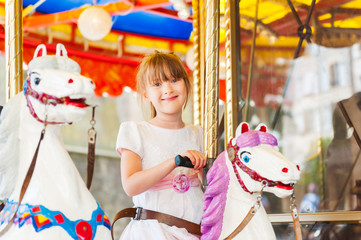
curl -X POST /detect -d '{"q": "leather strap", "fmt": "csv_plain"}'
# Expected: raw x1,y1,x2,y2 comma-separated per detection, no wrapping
0,129,45,234
223,206,256,240
86,129,96,189
86,106,97,189
291,209,302,240
111,207,202,239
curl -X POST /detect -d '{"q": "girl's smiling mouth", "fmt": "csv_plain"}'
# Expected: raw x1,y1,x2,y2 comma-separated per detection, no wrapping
162,96,178,101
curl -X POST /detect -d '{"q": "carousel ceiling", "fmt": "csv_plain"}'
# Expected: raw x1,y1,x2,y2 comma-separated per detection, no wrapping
0,0,360,99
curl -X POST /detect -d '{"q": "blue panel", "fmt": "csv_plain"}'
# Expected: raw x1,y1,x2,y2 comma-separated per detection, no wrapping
22,0,193,40
112,11,192,40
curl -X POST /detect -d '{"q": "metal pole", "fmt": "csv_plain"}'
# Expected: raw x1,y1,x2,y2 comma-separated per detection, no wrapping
204,0,220,161
224,0,241,146
192,0,201,127
5,0,24,101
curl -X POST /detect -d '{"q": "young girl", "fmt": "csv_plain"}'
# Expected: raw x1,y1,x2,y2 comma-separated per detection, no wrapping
115,51,206,240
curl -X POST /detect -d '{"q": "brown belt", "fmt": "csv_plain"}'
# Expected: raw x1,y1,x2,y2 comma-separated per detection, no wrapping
111,207,202,239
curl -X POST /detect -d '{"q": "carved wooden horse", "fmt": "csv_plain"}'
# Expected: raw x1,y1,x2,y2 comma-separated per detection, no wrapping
0,44,112,240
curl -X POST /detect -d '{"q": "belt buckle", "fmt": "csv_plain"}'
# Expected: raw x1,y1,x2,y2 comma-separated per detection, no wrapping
133,207,142,220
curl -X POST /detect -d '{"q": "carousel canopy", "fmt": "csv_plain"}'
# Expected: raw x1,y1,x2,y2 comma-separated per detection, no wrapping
0,0,361,101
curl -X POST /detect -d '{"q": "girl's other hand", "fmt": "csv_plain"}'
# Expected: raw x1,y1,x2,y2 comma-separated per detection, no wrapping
181,150,206,170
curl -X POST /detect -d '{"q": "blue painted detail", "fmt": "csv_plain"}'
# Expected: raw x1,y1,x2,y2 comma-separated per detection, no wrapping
0,199,110,240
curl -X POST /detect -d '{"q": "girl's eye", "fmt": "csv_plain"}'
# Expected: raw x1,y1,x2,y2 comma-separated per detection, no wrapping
153,82,161,87
172,79,178,83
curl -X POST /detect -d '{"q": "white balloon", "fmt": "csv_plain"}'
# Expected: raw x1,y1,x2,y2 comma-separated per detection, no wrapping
78,7,112,41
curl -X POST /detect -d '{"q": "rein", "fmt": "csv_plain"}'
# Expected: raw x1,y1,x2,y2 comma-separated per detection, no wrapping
0,109,47,234
224,139,303,240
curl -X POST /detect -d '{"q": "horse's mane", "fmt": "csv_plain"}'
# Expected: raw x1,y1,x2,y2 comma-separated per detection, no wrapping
0,93,22,200
201,151,230,240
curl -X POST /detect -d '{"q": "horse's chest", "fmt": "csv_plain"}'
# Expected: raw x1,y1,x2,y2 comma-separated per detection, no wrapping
219,191,276,240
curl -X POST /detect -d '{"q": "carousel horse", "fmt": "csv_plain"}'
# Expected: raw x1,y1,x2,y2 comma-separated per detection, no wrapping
0,44,112,240
201,122,301,240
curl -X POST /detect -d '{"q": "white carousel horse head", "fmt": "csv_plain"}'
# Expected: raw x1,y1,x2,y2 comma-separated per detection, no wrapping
0,43,111,240
24,43,95,124
201,122,301,240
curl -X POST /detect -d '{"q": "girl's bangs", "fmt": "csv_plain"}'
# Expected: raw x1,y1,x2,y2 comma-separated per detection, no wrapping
146,58,186,85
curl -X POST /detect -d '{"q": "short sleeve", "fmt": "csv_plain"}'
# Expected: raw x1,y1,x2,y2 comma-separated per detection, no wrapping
115,121,144,158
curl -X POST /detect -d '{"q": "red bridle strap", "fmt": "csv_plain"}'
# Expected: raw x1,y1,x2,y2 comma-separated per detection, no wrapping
227,139,278,194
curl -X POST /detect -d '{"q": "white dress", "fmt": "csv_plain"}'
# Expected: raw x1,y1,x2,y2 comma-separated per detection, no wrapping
116,121,204,240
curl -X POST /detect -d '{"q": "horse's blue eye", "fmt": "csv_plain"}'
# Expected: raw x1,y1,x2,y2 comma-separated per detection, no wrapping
243,156,250,163
34,77,41,85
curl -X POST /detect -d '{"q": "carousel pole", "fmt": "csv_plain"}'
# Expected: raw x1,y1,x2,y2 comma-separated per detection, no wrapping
224,0,240,146
192,0,202,127
203,0,220,181
5,0,24,101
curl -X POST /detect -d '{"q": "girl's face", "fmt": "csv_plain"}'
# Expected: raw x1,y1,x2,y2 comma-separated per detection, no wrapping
143,77,187,118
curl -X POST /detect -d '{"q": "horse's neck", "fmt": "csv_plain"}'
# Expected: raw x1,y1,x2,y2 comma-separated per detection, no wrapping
220,158,276,240
10,99,96,218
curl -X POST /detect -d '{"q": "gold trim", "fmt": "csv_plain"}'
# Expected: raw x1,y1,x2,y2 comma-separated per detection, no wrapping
5,0,23,101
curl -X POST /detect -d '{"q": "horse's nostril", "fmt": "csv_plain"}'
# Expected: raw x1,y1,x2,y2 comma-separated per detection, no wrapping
68,79,74,84
282,168,288,173
297,165,300,171
90,80,94,85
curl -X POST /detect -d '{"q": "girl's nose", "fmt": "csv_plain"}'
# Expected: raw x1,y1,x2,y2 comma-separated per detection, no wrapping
162,82,173,93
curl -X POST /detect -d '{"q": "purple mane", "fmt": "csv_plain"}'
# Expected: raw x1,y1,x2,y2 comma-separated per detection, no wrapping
200,129,277,239
201,151,230,240
236,130,278,148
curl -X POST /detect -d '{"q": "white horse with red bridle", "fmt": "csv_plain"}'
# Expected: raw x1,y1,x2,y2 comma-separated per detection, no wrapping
201,122,301,240
0,44,111,240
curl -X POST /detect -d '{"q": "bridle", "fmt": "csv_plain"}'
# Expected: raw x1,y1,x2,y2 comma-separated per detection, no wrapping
23,77,72,125
224,138,302,240
227,139,279,193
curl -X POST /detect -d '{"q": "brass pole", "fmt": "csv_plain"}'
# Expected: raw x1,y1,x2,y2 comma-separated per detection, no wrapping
224,0,240,146
5,0,23,101
204,0,220,159
192,0,201,126
243,0,259,122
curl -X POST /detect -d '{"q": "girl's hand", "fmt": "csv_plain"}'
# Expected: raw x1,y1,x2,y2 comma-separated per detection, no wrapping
181,150,206,170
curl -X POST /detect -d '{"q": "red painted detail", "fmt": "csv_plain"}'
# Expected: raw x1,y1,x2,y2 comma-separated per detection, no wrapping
96,214,102,222
54,214,65,224
297,165,300,171
75,221,93,240
276,183,293,190
241,123,249,133
104,216,110,225
282,168,288,173
68,79,74,83
32,206,41,213
60,50,64,56
259,125,267,132
37,48,43,57
34,215,51,228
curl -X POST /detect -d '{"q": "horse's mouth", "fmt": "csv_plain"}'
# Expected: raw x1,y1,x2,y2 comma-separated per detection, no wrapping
63,97,88,108
275,182,294,191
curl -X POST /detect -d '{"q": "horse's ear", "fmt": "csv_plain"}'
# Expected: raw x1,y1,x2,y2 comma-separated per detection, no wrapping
256,123,267,132
56,43,68,57
236,122,249,136
33,44,47,58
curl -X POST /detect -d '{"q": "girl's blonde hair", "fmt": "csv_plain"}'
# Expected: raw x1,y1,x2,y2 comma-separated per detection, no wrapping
136,51,192,118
